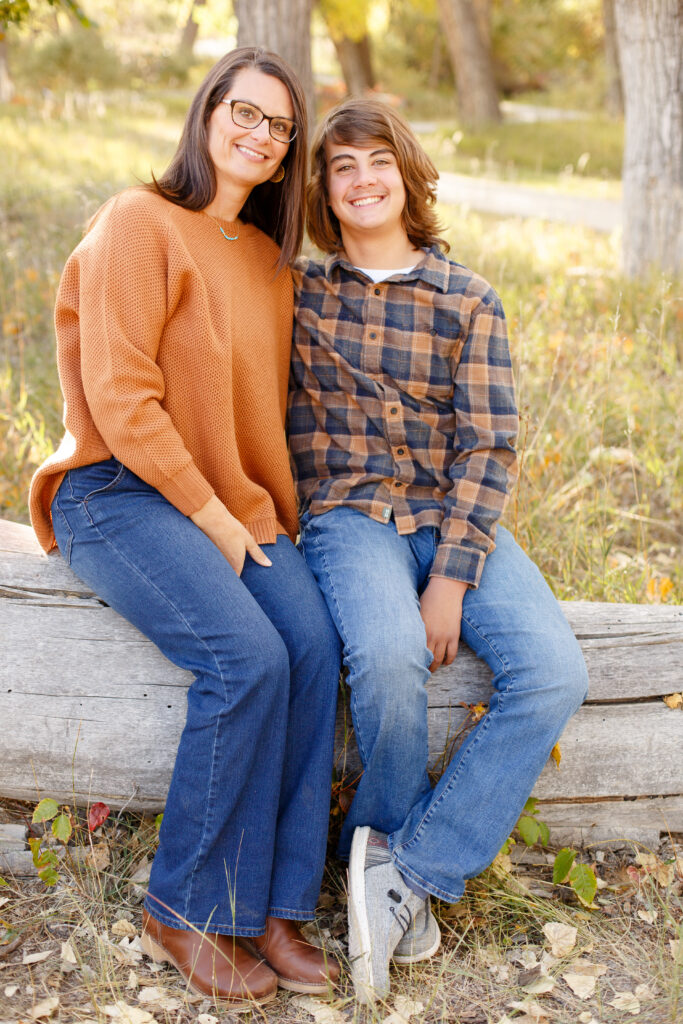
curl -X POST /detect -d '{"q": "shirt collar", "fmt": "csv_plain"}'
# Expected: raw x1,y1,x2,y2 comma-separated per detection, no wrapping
323,244,450,294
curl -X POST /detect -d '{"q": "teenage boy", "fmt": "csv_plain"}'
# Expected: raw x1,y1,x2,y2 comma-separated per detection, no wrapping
289,99,588,1004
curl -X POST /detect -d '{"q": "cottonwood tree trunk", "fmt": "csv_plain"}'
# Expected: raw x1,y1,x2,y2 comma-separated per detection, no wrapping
602,0,623,117
615,0,682,277
333,34,375,96
177,0,207,58
235,0,314,121
437,0,500,124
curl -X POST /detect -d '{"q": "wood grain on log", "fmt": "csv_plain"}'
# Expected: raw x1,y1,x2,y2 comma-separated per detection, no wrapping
2,519,682,847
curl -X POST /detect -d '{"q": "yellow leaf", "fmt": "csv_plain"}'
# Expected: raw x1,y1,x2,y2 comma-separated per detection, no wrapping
659,577,674,599
663,693,682,709
551,743,561,768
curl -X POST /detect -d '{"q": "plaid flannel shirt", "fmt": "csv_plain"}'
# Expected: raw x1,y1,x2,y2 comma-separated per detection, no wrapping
289,245,518,587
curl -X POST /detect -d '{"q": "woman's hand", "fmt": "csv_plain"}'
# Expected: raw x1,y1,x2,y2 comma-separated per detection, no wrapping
191,495,272,576
419,576,468,673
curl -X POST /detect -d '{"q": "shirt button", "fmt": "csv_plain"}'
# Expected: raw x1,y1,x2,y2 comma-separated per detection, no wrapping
394,481,402,488
374,287,381,295
390,406,398,415
397,447,405,455
369,331,377,339
382,507,391,521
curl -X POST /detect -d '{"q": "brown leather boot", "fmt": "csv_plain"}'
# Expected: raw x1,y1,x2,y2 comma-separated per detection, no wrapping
247,916,341,994
140,909,277,1006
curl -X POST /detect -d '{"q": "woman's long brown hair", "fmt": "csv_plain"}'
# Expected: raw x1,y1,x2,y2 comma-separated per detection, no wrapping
148,47,308,270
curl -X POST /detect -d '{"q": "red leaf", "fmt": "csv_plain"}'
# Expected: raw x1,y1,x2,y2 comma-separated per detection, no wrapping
88,802,110,832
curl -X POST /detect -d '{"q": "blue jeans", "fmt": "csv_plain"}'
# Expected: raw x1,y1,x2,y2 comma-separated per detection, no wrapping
299,507,588,903
51,459,341,935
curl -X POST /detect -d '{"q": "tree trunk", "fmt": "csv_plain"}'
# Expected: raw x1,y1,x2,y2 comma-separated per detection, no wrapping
0,29,14,104
178,0,207,59
437,0,500,125
333,34,375,96
614,0,683,277
235,0,314,122
602,0,623,117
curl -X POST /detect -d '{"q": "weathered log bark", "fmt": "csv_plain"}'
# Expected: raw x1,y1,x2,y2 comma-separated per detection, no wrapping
1,520,682,846
234,0,314,122
614,0,683,277
436,0,501,125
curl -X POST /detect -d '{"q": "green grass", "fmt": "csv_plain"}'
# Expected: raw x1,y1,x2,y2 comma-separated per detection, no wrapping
417,116,624,191
1,89,680,606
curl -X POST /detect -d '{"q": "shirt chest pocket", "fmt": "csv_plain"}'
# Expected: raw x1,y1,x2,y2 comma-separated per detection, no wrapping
381,318,458,405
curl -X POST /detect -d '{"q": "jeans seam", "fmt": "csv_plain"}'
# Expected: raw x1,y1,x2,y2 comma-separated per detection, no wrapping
51,495,74,564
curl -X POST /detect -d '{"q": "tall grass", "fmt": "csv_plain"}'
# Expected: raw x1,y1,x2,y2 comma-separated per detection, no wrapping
1,91,680,604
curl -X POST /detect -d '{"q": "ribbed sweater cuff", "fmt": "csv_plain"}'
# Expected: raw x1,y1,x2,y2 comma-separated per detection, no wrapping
158,462,215,517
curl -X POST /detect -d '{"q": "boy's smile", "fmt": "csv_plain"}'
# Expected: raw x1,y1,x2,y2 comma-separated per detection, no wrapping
325,141,407,238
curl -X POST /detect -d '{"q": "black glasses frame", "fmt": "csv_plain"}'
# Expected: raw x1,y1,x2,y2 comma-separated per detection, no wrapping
220,98,297,143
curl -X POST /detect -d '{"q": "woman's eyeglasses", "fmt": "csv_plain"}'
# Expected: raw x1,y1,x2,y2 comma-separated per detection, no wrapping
221,99,297,144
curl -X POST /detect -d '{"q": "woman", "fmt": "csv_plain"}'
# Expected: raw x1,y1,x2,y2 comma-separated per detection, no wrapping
30,48,341,1007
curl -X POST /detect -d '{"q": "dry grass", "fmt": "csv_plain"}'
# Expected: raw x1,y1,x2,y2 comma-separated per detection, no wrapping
1,798,681,1023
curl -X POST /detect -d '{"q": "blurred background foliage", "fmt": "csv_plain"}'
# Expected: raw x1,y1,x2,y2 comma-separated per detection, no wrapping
1,0,681,605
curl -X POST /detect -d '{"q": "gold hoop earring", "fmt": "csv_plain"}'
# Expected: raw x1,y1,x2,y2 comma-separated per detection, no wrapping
271,165,285,183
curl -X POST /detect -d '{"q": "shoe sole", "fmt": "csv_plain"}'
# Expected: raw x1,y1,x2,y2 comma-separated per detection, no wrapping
347,825,375,1004
140,931,278,1007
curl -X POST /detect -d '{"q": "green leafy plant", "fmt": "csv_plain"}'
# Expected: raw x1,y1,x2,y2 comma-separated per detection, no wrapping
553,846,598,906
29,797,74,886
515,797,550,848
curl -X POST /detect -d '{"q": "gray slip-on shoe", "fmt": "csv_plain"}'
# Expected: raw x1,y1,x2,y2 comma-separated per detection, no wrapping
347,826,424,1004
392,897,441,963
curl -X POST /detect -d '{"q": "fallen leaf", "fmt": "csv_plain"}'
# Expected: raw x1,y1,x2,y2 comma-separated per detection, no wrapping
86,843,111,872
4,984,19,997
128,857,151,886
543,922,577,957
637,909,657,924
670,938,683,963
137,986,181,1011
126,970,138,990
88,802,111,832
393,996,424,1019
290,994,347,1024
520,966,555,995
551,743,561,768
30,996,59,1019
104,1002,154,1024
60,941,77,964
112,919,137,939
635,984,656,1000
562,973,596,999
635,852,675,887
663,692,683,709
23,950,52,965
609,992,640,1014
196,1016,219,1024
566,959,608,978
507,999,548,1020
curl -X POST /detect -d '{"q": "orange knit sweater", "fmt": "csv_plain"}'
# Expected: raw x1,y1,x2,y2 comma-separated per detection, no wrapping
30,187,299,552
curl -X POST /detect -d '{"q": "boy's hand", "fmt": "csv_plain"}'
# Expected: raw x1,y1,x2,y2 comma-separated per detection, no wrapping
420,576,468,672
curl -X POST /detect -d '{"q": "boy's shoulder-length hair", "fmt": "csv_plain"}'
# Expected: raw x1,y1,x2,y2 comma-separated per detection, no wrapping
307,98,449,256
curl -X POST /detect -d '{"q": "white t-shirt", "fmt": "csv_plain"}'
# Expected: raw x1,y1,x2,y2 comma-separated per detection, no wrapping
355,266,417,283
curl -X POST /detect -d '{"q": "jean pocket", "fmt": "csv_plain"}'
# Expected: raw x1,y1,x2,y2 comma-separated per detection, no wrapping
67,458,127,504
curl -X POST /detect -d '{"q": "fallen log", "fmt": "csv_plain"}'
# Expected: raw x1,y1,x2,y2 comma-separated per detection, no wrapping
1,518,682,849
